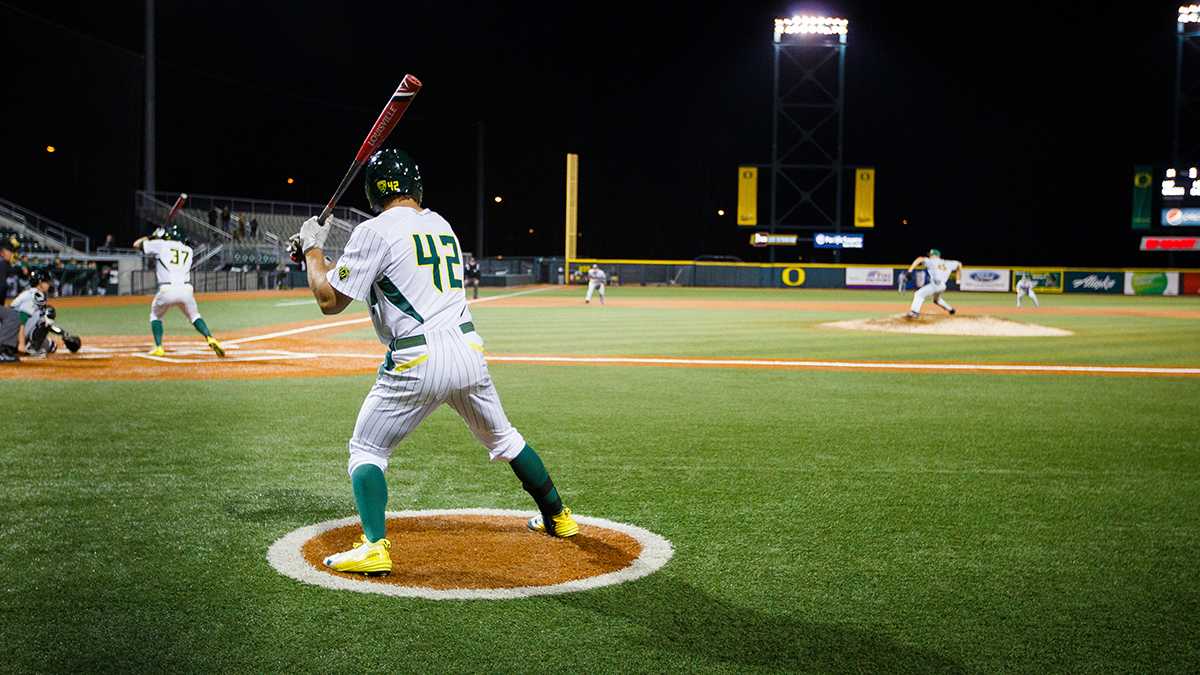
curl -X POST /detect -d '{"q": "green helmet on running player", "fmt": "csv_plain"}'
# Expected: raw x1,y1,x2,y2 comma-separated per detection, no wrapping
364,148,423,213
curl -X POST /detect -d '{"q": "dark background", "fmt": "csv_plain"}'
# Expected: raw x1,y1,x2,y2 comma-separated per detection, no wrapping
0,1,1184,265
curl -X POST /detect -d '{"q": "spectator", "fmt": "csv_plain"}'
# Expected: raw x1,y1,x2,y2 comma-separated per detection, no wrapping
250,216,259,239
236,214,246,240
208,207,218,229
221,205,232,232
102,233,114,250
107,266,120,295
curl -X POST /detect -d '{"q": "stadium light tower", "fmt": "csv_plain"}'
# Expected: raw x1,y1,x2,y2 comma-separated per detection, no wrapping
769,14,848,262
1174,5,1200,163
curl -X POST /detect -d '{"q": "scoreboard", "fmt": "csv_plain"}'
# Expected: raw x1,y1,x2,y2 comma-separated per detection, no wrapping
1158,166,1200,226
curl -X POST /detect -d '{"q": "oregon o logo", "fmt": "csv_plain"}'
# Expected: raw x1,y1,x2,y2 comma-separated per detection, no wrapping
781,267,805,287
266,508,673,600
1134,171,1152,188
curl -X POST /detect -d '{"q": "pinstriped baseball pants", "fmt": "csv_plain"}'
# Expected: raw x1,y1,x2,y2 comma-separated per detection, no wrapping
346,326,526,475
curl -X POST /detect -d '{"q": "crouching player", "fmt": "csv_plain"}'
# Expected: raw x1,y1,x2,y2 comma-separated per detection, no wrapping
1016,272,1040,308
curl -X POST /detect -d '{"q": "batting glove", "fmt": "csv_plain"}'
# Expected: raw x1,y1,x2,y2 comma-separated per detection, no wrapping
297,216,330,254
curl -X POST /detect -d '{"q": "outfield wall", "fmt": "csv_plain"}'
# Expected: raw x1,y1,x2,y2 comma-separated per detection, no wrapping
566,259,1200,296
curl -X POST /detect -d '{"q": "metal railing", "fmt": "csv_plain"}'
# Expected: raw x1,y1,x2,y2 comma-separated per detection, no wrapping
0,196,91,253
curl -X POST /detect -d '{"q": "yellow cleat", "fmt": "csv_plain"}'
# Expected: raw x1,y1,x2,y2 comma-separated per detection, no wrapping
323,535,392,575
149,346,166,357
527,506,580,538
207,336,225,358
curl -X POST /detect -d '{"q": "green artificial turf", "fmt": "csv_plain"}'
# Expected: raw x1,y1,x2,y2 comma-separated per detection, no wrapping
4,287,1198,672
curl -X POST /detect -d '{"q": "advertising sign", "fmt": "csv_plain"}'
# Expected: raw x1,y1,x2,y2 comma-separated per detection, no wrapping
1184,273,1200,295
853,168,875,228
1124,272,1180,296
814,232,864,249
1011,270,1064,293
737,167,758,226
845,267,893,288
1064,271,1122,294
1140,236,1200,251
749,232,798,247
1161,208,1200,226
959,268,1010,292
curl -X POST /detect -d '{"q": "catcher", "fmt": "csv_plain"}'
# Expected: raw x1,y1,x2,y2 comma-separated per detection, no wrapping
12,271,81,356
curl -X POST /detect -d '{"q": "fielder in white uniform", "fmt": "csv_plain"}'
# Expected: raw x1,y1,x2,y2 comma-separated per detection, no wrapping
133,227,225,357
585,264,607,304
905,248,962,318
11,271,54,355
293,147,579,576
1015,273,1040,308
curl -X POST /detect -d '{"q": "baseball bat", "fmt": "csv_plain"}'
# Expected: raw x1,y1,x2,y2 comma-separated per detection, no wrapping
290,74,422,261
164,193,187,227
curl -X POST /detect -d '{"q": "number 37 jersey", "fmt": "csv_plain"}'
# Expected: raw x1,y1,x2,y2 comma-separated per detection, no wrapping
143,239,194,285
328,206,472,345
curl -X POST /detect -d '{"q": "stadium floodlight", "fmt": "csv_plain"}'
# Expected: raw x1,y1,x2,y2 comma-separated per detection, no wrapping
773,15,849,42
1180,4,1200,24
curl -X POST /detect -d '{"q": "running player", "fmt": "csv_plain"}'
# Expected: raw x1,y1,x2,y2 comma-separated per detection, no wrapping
1015,272,1040,308
585,263,606,304
905,248,962,319
133,227,225,357
292,148,578,576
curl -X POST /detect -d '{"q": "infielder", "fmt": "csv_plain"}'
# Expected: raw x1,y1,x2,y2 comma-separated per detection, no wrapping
134,227,225,357
905,248,962,319
293,148,578,576
1015,272,1040,308
584,264,606,304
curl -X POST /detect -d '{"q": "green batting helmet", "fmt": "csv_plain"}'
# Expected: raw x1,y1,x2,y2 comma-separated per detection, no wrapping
928,248,941,257
364,148,423,213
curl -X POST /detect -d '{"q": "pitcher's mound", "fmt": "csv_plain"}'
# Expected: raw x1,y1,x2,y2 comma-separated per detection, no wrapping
823,315,1073,337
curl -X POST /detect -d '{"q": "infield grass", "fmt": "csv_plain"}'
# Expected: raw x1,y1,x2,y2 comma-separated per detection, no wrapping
3,286,1198,672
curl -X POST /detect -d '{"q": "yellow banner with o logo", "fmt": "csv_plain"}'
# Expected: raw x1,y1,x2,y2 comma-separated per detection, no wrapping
737,167,757,226
854,168,875,228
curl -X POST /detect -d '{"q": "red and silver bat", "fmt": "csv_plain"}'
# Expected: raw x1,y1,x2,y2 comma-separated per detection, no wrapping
164,193,188,226
291,74,422,261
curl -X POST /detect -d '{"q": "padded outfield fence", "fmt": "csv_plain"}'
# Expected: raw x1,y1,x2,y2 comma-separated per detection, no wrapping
565,258,1200,296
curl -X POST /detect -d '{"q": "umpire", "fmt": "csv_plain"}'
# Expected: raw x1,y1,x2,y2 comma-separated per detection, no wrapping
0,237,14,306
0,240,16,361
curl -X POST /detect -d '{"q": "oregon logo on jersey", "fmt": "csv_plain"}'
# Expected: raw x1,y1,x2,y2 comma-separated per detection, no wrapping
337,265,350,281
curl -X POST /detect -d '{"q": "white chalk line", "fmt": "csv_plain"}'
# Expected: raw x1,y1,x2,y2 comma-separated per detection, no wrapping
273,299,318,307
225,285,554,346
266,508,674,601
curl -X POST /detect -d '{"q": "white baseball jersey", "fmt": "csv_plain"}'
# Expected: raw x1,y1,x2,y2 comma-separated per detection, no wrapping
143,239,194,285
12,288,45,318
1017,276,1035,290
328,207,472,345
923,257,961,285
588,267,606,283
329,205,526,476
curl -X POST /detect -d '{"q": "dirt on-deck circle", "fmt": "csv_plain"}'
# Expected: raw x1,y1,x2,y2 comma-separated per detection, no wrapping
267,509,675,600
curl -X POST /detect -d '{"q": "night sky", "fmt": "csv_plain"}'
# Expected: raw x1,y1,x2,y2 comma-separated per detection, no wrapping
0,1,1183,265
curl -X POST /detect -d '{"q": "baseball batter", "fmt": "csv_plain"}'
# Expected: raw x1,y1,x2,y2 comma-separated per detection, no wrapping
134,227,225,357
293,148,578,576
1015,273,1040,308
905,248,962,319
585,264,606,304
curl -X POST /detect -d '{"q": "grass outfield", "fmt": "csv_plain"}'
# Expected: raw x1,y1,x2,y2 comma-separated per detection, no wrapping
4,286,1199,671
